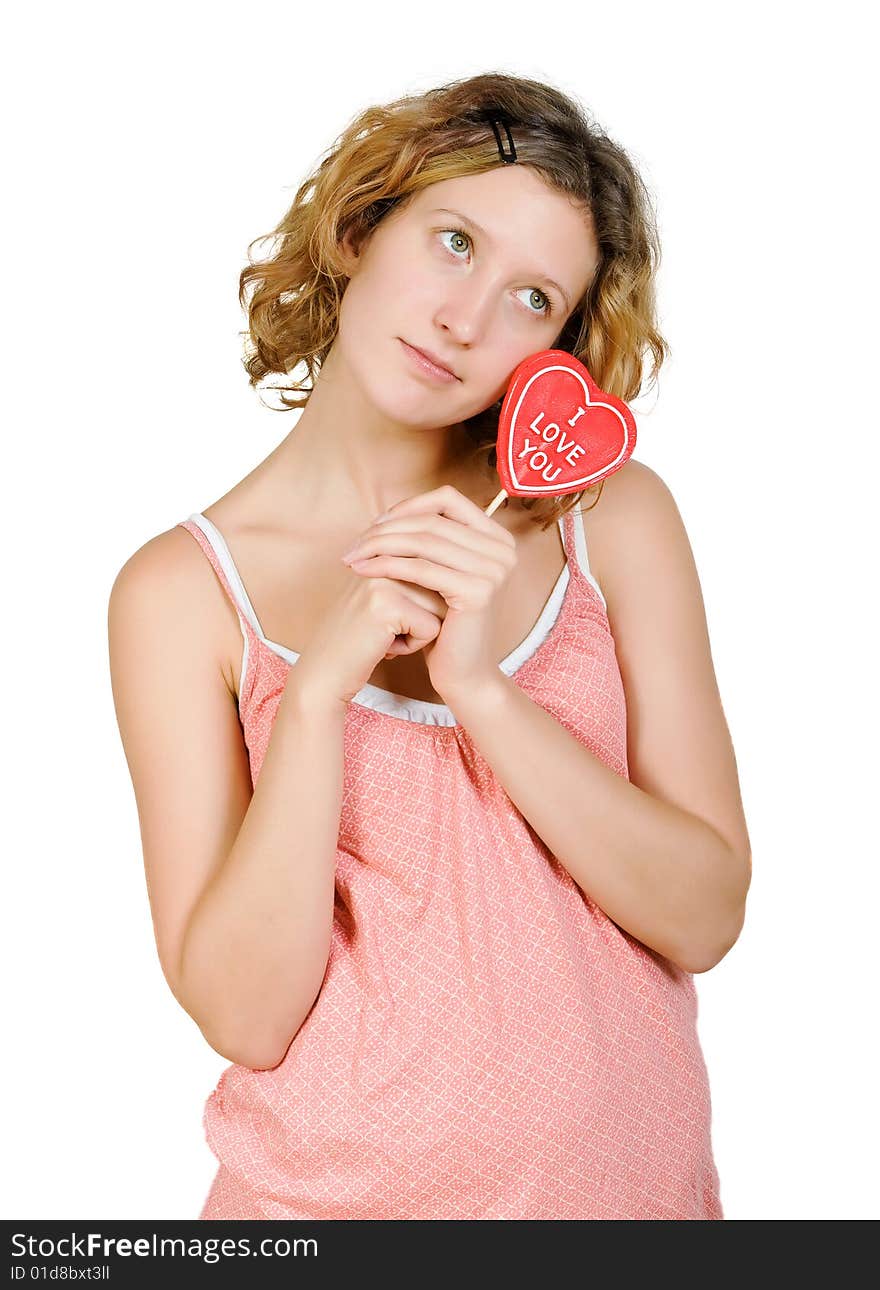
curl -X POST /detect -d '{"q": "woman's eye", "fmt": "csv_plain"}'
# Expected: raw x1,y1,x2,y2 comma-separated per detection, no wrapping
439,229,471,258
515,287,552,317
437,230,553,318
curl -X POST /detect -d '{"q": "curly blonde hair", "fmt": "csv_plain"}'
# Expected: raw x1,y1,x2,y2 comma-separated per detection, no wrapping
239,71,670,530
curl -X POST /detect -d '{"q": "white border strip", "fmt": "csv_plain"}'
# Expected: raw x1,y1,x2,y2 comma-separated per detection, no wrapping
571,510,608,610
187,512,587,726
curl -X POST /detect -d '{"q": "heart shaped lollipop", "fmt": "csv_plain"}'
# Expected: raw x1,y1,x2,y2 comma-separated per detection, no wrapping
484,349,637,516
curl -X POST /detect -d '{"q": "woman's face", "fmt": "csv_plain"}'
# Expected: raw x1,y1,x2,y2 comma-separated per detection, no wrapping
334,165,601,428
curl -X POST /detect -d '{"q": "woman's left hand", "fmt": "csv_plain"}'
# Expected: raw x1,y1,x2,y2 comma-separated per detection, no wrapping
341,484,517,699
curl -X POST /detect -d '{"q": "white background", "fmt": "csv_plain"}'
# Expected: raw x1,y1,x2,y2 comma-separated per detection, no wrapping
2,0,877,1222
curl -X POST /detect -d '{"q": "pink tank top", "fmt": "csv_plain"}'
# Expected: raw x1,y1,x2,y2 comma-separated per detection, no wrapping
177,508,723,1221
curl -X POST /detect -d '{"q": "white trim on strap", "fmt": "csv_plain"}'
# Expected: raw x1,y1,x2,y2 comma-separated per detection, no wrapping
570,509,607,609
187,511,573,727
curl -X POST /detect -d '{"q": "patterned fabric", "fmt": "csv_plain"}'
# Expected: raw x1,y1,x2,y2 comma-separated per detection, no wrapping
177,509,722,1220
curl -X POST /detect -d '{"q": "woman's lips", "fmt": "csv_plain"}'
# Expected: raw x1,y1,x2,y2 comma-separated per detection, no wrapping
399,339,459,383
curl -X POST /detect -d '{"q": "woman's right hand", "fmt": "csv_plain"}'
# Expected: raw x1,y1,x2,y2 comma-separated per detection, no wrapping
288,568,447,707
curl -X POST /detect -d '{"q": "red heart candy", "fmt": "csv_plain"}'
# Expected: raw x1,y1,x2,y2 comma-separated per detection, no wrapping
495,349,637,497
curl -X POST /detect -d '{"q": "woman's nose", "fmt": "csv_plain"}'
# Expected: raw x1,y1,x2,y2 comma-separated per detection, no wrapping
435,279,495,343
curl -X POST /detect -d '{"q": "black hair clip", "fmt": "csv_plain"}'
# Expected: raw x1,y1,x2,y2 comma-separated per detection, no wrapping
480,109,518,164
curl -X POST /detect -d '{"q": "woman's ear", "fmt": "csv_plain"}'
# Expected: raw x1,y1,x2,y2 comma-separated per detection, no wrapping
338,223,368,277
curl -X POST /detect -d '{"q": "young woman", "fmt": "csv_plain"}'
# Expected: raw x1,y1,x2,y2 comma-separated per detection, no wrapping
108,71,751,1221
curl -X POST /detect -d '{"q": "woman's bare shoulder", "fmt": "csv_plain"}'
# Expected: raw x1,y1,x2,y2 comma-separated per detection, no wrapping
575,458,672,591
112,520,231,607
109,522,244,702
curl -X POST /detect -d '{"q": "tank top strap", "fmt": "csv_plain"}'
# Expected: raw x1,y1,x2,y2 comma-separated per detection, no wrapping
559,508,577,565
559,506,608,612
177,515,260,712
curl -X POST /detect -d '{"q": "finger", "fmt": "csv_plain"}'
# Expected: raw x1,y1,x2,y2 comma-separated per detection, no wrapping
346,529,510,580
343,561,447,618
348,555,494,608
351,515,516,572
391,578,448,620
388,607,443,658
374,484,516,548
382,588,444,658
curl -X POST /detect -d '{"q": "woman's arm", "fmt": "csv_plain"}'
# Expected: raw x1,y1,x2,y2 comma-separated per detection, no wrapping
177,676,346,1069
439,462,752,974
109,530,345,1072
